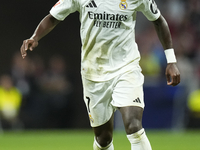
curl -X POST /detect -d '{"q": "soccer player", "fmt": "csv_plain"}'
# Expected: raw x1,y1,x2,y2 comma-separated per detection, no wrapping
20,0,180,149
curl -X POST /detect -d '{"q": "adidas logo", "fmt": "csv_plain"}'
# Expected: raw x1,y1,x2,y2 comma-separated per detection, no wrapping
133,97,141,103
86,0,97,8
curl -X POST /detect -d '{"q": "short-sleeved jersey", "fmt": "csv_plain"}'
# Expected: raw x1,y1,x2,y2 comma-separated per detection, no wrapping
50,0,160,81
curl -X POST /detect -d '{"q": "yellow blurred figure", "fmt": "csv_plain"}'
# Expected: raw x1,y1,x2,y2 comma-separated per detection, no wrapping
140,53,161,77
0,74,22,129
188,90,200,117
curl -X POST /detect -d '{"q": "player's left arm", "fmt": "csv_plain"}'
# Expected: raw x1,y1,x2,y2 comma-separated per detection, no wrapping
152,15,180,86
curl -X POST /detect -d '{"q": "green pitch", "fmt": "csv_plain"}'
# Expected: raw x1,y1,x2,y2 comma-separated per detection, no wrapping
0,129,200,150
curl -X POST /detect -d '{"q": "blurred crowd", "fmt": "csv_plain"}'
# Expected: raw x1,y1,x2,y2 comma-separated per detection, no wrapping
137,0,200,129
0,0,200,130
0,53,75,130
138,0,200,81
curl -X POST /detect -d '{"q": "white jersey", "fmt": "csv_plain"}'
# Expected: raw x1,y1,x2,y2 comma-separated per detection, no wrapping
50,0,160,81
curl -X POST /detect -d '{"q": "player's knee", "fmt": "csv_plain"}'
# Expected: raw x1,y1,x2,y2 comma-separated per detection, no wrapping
125,119,142,134
96,134,112,147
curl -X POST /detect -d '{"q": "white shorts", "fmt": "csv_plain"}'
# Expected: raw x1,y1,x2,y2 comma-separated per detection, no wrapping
82,68,145,127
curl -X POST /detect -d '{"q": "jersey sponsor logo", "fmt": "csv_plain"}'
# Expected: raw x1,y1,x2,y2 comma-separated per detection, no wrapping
119,0,128,10
86,0,97,8
149,0,158,14
133,97,141,103
88,12,128,21
53,0,64,7
88,11,128,28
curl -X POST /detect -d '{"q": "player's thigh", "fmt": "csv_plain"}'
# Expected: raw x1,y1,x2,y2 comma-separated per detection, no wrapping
111,69,145,134
118,106,143,134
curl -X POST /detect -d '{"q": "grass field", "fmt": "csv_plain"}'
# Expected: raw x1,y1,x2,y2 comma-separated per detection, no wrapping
0,129,200,150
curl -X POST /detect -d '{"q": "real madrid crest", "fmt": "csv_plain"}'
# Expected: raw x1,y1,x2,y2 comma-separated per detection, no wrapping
89,114,94,123
119,0,128,10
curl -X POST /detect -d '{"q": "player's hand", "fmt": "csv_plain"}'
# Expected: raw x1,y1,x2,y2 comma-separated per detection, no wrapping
20,39,38,59
165,63,180,86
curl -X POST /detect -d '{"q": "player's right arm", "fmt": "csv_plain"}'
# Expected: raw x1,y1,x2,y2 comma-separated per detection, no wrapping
20,14,60,59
